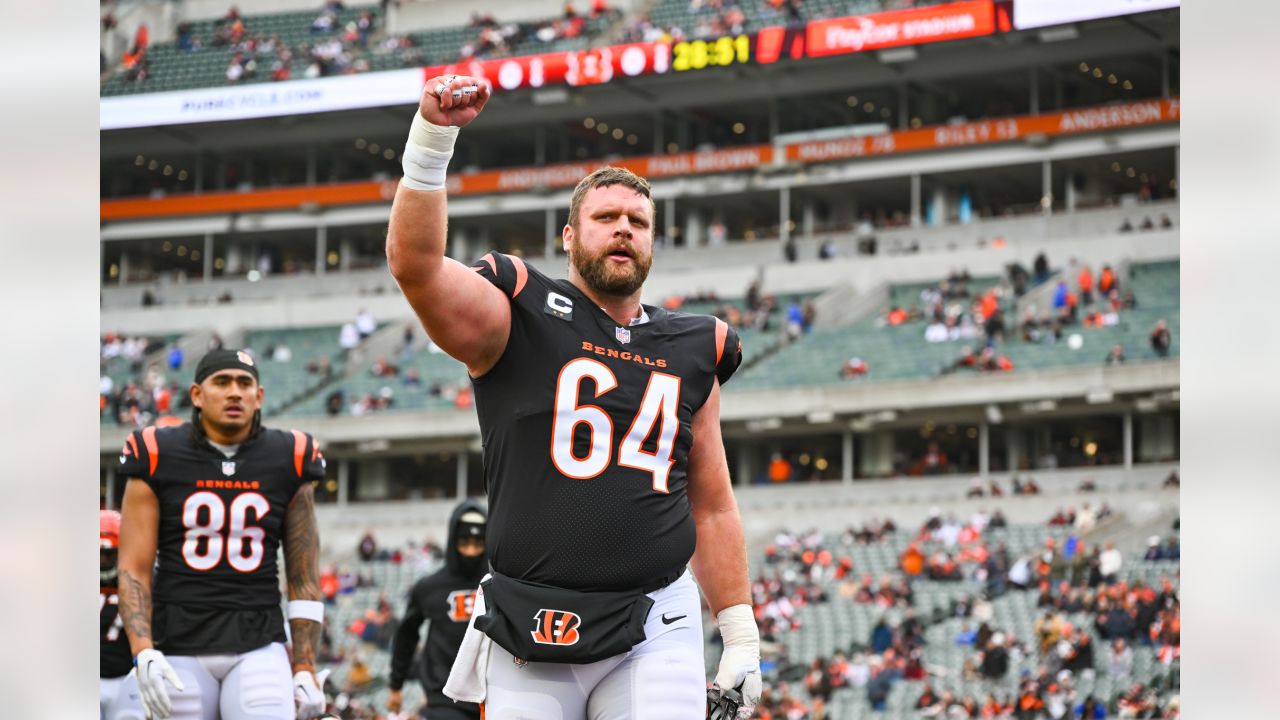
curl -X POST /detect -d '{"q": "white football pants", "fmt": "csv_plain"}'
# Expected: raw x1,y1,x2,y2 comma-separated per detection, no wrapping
101,676,127,719
109,641,294,720
481,571,706,720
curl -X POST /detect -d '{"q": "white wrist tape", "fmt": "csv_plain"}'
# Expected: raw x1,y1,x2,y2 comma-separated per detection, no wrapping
716,604,760,651
287,600,325,623
401,112,459,192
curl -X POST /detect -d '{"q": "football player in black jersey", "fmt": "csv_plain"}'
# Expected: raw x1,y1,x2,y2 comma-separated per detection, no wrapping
101,510,133,719
386,76,761,718
387,500,487,720
113,350,329,720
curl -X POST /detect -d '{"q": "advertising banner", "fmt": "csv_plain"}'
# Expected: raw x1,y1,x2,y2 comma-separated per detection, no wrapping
1012,0,1179,30
807,0,994,58
100,69,423,130
102,98,1177,221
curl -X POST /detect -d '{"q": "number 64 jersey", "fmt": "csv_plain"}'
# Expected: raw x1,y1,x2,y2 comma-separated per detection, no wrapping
117,424,325,655
470,253,742,593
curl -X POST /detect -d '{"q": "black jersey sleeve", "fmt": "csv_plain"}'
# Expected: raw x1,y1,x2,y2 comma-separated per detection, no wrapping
469,252,530,300
715,319,743,386
388,578,428,691
117,428,155,483
287,430,327,486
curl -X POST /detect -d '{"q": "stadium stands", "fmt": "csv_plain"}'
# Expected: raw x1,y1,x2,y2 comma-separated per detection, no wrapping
314,503,1179,719
102,2,621,96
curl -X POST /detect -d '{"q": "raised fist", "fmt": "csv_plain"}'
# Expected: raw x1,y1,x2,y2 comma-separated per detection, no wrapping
419,75,491,129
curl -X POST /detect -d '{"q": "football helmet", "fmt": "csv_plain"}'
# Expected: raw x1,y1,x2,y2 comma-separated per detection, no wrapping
101,509,121,587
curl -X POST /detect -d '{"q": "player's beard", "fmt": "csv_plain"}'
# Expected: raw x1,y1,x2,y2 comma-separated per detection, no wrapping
570,238,652,297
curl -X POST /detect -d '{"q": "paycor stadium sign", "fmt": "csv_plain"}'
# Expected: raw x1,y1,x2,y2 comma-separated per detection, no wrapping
100,1,995,130
101,98,1179,221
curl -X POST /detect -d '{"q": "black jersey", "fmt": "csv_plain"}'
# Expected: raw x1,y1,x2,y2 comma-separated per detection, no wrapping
470,253,741,592
388,500,486,717
117,423,324,655
100,587,132,678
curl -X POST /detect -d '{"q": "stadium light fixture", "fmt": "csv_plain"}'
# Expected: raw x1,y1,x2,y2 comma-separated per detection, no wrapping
806,410,834,424
1086,388,1114,404
877,46,918,64
1038,26,1078,43
985,404,1003,424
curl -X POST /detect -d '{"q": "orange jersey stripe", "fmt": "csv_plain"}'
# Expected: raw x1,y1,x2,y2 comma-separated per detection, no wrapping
141,427,159,476
714,318,729,365
290,429,307,477
507,254,529,298
125,434,138,459
481,253,498,276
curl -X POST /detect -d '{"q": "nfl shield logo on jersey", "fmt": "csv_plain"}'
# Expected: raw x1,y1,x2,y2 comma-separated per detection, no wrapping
221,461,236,476
615,326,631,344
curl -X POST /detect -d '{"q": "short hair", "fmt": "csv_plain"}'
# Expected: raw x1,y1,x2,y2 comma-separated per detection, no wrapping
567,166,656,230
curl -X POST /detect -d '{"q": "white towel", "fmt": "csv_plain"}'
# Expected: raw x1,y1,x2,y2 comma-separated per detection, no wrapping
443,577,491,704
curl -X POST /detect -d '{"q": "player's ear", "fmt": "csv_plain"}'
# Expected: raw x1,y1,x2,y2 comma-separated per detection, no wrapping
256,385,264,403
190,383,203,409
562,223,575,254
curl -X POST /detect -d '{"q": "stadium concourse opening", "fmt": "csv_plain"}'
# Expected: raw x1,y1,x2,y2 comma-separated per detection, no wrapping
100,1,1180,717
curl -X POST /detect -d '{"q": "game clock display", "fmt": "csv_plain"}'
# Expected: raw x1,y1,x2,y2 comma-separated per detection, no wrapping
671,35,752,72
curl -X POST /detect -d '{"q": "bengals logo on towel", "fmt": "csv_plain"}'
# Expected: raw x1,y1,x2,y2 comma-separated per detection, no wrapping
447,590,476,622
530,609,581,646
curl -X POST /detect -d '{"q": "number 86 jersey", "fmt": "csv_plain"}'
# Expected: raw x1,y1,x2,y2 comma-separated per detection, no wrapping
117,424,325,654
470,253,742,593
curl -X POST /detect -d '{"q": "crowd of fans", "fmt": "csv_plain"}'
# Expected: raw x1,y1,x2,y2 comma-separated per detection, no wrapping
109,1,623,90
460,1,616,60
100,333,197,427
860,250,1175,383
302,497,1179,720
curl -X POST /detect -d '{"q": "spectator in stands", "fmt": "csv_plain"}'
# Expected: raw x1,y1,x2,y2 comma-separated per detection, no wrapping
339,322,361,350
1150,319,1172,357
984,308,1007,347
357,530,378,562
839,356,869,379
1034,252,1050,284
1109,638,1133,679
225,53,245,83
166,343,184,370
1098,265,1118,295
767,453,793,483
978,632,1010,679
1078,264,1095,305
921,442,948,476
785,300,805,340
1105,344,1127,365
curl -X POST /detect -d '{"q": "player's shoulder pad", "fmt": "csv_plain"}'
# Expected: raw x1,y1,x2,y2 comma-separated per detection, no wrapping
712,317,743,387
117,427,157,478
469,252,533,300
282,428,325,479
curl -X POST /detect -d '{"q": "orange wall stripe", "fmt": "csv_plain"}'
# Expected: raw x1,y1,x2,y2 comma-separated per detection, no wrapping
102,99,1178,223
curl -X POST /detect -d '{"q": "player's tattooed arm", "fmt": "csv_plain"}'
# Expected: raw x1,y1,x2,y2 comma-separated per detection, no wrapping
117,478,160,654
118,568,152,647
284,482,323,670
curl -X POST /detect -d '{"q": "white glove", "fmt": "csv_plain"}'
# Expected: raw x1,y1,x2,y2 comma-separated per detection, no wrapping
713,604,762,719
293,668,330,719
134,648,185,719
